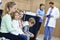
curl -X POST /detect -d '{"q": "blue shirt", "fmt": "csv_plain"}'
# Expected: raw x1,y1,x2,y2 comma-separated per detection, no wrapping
36,9,44,22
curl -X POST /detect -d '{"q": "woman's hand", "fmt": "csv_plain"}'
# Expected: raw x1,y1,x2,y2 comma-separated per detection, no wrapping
36,14,41,18
2,37,5,40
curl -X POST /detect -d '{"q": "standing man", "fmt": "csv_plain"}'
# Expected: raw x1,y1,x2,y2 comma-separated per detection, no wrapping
36,3,45,33
44,2,59,40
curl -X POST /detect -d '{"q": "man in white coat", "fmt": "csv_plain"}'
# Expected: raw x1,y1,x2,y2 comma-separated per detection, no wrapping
44,2,59,40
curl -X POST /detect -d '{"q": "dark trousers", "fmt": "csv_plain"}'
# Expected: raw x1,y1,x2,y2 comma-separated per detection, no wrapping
18,34,27,40
0,32,27,40
30,22,42,40
37,22,42,33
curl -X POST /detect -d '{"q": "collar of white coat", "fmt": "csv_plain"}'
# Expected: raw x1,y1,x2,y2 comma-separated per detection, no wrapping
49,6,57,10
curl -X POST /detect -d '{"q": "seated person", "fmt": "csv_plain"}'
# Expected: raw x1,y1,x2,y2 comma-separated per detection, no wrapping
23,18,36,40
11,10,27,40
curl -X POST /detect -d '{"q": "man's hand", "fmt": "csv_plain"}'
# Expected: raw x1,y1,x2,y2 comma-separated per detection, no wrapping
50,15,54,18
46,15,54,18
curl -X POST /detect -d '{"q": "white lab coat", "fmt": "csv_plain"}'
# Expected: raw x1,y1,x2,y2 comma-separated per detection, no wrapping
44,7,59,28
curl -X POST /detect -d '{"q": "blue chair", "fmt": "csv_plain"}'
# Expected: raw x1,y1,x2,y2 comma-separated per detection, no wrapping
23,12,39,40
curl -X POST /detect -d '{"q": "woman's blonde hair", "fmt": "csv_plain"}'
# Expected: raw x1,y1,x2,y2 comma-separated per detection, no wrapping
16,9,24,14
2,2,16,16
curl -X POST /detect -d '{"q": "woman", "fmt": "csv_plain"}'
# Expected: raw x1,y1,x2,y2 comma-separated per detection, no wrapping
36,3,45,33
0,2,24,40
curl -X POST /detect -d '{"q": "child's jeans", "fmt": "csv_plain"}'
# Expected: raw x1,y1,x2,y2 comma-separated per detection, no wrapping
18,34,28,40
44,26,54,40
27,35,30,40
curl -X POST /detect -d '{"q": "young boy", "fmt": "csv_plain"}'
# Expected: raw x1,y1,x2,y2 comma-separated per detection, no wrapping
23,18,36,40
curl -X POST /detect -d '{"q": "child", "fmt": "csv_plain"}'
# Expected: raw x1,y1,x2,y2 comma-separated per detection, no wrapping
11,11,24,35
18,10,24,29
23,18,36,40
11,10,27,40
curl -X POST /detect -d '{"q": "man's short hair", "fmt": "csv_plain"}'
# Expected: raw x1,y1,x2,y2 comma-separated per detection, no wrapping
49,1,54,5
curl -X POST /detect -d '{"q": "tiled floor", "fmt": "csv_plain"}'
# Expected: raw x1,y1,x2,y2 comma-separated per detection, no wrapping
36,34,60,40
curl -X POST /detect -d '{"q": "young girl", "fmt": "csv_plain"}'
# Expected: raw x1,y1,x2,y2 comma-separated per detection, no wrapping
0,2,24,40
11,10,27,40
11,11,24,35
23,18,35,40
18,10,29,40
18,10,24,29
